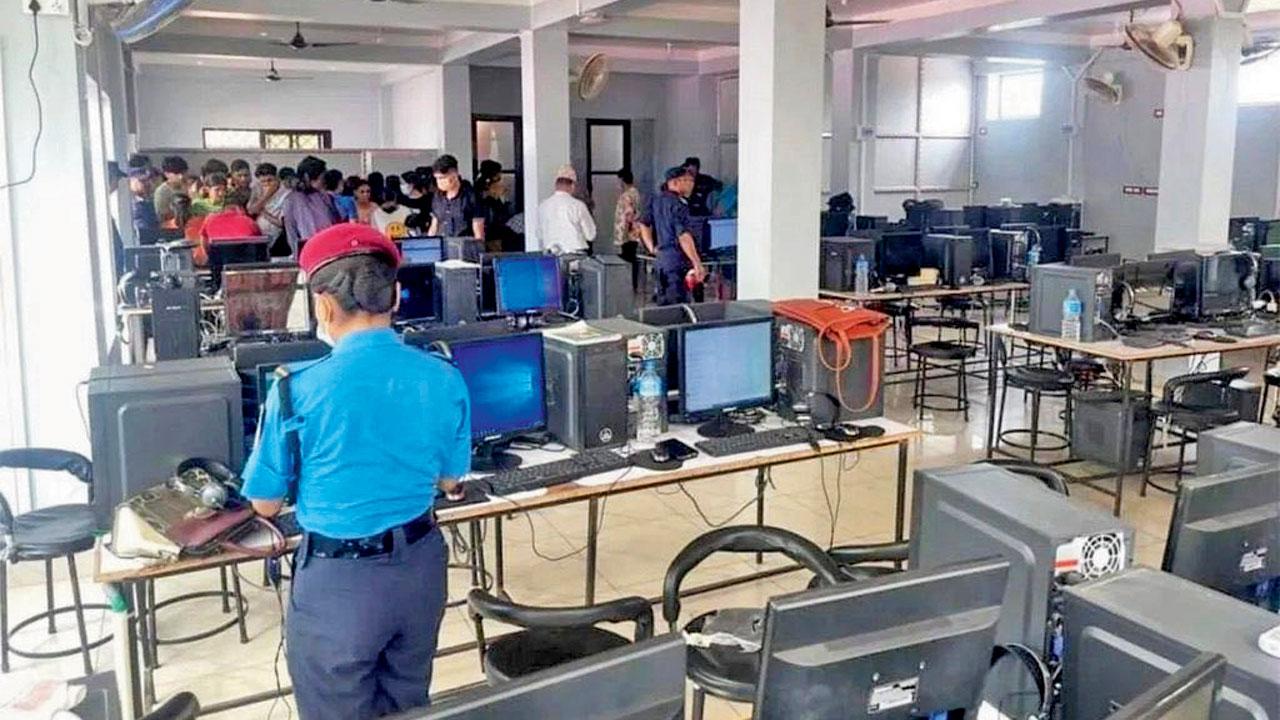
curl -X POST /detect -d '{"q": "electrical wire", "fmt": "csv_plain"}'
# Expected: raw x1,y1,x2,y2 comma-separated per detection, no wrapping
675,482,759,528
0,6,43,192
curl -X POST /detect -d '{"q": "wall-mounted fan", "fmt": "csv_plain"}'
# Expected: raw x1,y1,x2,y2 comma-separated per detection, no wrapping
264,61,312,83
271,22,360,51
575,53,610,101
1084,72,1123,104
1242,38,1280,65
1124,19,1194,70
826,3,891,27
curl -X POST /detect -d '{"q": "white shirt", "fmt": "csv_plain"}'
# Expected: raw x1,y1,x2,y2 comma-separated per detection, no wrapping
374,206,414,239
537,191,596,253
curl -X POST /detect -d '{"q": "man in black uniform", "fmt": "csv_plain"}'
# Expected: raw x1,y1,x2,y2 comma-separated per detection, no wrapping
428,154,485,240
681,156,723,218
640,167,707,306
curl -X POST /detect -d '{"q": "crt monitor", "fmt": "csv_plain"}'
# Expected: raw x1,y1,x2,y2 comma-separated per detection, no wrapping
1199,252,1255,317
448,331,547,471
400,237,445,265
1162,459,1280,604
494,254,563,315
223,264,306,337
679,317,774,438
395,264,437,324
708,218,738,252
753,557,1010,720
416,636,686,720
1108,653,1226,720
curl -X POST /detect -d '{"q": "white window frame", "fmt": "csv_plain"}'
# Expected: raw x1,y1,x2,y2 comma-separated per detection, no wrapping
986,70,1044,121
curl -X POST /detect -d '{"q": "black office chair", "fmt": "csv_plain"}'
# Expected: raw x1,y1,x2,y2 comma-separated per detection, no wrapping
467,589,654,684
0,448,111,675
980,458,1071,496
1142,367,1250,494
662,526,844,720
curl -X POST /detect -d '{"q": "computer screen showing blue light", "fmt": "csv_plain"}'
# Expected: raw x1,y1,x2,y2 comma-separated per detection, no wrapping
451,333,546,440
395,264,436,322
494,255,562,314
708,219,738,250
681,320,773,415
400,237,444,265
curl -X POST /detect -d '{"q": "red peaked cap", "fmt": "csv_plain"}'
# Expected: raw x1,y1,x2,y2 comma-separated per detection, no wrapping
298,223,401,275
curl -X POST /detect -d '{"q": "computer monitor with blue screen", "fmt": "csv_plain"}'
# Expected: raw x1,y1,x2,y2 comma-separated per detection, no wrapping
400,237,445,265
395,264,437,324
448,332,547,471
708,218,738,252
494,254,563,316
679,318,774,438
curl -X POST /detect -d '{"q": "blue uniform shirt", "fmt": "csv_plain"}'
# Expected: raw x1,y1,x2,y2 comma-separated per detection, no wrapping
643,190,694,271
242,327,471,539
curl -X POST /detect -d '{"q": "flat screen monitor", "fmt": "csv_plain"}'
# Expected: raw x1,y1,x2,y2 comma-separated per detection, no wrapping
679,318,774,417
878,232,925,281
223,264,306,337
395,263,437,323
708,218,738,251
753,557,1010,720
449,332,547,442
1108,653,1226,720
400,237,445,265
417,636,686,720
494,254,563,314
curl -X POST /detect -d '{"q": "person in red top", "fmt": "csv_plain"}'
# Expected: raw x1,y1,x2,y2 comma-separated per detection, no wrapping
201,187,260,242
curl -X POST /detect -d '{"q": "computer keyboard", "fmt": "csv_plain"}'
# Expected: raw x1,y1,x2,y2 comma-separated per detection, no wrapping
694,426,819,458
485,448,631,496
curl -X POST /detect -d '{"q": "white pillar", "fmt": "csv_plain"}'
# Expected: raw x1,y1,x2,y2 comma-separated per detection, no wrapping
737,0,827,299
829,48,860,197
1153,15,1246,252
440,63,474,176
519,26,571,250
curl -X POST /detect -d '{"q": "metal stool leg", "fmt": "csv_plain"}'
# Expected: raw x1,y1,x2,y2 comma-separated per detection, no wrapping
1177,435,1188,479
45,559,56,634
916,357,927,421
1029,390,1042,462
230,566,249,644
996,378,1009,451
1,560,9,672
66,555,93,676
959,359,970,422
219,568,231,613
691,688,707,720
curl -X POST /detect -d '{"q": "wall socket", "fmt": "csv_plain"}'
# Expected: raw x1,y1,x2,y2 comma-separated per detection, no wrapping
23,0,71,16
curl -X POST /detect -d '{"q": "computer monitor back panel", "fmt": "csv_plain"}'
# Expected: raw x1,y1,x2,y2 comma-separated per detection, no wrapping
1197,423,1280,475
1028,263,1114,341
579,255,635,320
1061,568,1280,720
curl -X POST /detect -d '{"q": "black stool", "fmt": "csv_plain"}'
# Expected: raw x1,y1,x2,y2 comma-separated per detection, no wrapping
911,340,979,421
994,344,1075,461
0,449,112,675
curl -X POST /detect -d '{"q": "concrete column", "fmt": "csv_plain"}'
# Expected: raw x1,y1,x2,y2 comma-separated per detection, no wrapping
1,8,108,509
829,48,860,197
1153,14,1246,252
737,0,827,299
519,26,571,250
440,63,474,176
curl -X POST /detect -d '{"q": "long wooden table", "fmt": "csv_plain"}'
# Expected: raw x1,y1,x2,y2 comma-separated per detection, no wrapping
819,280,1029,304
984,323,1280,516
96,416,919,719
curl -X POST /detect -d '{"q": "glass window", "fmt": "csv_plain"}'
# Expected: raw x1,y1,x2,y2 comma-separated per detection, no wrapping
1240,53,1280,105
202,129,261,149
985,71,1043,121
202,128,331,150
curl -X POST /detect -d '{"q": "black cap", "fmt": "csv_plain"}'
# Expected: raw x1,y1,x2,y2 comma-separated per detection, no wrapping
664,166,690,182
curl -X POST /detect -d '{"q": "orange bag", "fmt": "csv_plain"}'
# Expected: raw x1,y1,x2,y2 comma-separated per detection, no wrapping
773,299,890,413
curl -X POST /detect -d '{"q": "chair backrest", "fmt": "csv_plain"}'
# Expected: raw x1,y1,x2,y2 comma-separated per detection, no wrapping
0,448,93,485
978,459,1070,496
662,525,843,629
1164,367,1250,409
467,589,654,642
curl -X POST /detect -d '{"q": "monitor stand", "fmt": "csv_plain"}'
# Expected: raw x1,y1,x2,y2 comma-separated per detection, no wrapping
696,412,755,439
472,441,523,473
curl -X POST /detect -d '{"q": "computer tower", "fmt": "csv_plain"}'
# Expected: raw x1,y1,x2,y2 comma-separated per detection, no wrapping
88,357,243,523
436,260,480,325
1028,263,1115,341
923,234,974,287
542,327,629,451
579,255,635,319
1197,422,1280,475
585,317,668,439
775,312,885,424
910,463,1134,717
1060,568,1280,720
444,237,484,263
819,237,876,291
149,285,202,361
988,229,1025,281
1070,390,1153,472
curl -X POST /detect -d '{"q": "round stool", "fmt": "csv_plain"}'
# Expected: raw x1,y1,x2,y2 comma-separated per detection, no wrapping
996,365,1075,462
911,340,979,421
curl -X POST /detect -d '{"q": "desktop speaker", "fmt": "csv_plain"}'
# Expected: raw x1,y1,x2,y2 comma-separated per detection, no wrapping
542,328,629,451
436,260,480,325
150,285,202,361
579,255,635,319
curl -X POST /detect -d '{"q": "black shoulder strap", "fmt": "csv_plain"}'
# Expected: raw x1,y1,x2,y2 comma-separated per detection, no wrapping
273,365,301,505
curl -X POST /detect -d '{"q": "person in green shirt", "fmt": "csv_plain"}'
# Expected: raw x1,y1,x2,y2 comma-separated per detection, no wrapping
153,155,189,223
191,172,227,216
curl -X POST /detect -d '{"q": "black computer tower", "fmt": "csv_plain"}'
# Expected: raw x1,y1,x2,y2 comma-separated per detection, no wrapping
150,285,202,361
436,260,480,325
579,255,634,319
543,328,629,451
819,237,876,291
988,229,1024,281
776,314,885,424
924,234,974,288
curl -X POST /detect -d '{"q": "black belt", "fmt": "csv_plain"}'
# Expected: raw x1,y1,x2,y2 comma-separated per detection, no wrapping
305,511,437,560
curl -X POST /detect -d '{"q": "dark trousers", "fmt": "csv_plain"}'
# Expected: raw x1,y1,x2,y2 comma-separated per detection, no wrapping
288,527,448,720
654,266,691,306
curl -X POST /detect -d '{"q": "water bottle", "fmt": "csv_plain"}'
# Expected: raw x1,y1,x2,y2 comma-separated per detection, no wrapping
1062,288,1083,341
637,359,665,442
854,254,870,295
1027,243,1042,269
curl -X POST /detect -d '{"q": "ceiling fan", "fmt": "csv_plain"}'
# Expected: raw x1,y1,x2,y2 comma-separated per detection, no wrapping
264,61,313,83
1242,37,1280,65
271,22,360,51
826,3,892,27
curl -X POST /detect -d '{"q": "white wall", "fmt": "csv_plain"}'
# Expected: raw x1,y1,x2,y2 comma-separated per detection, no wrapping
135,66,387,148
973,64,1076,205
1232,104,1280,218
383,68,444,149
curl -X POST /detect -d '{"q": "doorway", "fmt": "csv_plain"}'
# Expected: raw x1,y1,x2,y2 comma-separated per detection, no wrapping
472,114,524,212
585,119,631,247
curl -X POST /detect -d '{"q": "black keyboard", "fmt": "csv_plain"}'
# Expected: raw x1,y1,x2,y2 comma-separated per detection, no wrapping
485,448,631,496
694,426,818,458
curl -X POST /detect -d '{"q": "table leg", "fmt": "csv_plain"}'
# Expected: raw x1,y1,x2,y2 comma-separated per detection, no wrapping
108,582,141,720
132,582,156,709
1114,362,1134,517
585,498,599,605
985,335,1000,458
755,467,768,565
895,441,909,569
494,516,507,600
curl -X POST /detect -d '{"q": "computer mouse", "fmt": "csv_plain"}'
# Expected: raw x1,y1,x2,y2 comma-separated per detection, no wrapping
1260,625,1280,658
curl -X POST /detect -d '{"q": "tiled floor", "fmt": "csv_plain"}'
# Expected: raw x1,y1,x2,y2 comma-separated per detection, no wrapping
0,354,1185,719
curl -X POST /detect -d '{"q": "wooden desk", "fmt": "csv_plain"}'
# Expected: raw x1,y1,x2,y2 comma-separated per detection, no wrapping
983,323,1280,516
96,416,919,718
819,281,1029,304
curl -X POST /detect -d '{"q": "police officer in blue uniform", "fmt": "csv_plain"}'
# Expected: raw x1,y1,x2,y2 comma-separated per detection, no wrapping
241,223,471,720
640,166,707,306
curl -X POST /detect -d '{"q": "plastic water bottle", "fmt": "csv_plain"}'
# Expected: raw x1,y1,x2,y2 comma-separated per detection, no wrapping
854,254,870,295
1062,288,1083,341
1027,243,1042,269
637,360,665,442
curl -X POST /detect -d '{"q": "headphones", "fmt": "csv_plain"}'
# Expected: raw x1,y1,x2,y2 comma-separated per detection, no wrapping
173,458,241,509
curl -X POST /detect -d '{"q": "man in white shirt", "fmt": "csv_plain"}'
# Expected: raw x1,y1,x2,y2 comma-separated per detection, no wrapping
536,165,596,254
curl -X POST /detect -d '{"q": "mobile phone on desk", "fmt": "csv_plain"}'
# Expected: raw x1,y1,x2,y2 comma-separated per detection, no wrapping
654,438,698,462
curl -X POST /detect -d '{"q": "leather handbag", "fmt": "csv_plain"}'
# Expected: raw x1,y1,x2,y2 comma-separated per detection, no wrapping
773,298,890,413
